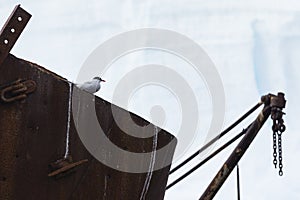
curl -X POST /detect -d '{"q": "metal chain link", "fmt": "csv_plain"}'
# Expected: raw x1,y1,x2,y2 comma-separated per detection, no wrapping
277,131,283,176
272,129,277,168
272,115,285,176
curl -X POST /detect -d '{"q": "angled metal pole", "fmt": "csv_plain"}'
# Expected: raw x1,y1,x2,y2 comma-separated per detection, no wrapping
166,128,247,190
169,102,262,175
0,5,31,66
199,93,286,200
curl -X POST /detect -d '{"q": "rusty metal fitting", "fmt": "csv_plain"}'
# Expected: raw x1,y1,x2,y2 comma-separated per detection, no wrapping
270,92,286,109
48,156,88,179
0,79,36,103
0,5,31,66
261,92,286,109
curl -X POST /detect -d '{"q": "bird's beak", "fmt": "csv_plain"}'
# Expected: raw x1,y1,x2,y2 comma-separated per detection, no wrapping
101,80,106,82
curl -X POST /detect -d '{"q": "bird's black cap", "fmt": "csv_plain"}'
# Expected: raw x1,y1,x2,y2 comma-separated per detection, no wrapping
93,77,105,82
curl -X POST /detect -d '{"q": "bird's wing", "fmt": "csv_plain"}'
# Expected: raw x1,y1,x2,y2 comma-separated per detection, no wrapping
77,81,92,88
76,80,101,93
81,80,93,85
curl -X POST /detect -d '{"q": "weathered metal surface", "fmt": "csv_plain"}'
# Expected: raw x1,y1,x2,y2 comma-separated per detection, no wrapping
0,5,31,66
199,93,286,200
0,54,177,200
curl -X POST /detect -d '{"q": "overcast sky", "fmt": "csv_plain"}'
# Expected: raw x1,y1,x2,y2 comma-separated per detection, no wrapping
1,1,299,199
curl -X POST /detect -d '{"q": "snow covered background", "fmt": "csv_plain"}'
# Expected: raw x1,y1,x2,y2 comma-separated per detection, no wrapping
1,1,300,199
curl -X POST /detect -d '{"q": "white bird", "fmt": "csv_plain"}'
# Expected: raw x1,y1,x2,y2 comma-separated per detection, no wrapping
77,77,106,93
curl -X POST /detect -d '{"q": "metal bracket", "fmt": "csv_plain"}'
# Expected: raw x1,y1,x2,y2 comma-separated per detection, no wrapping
0,79,36,103
48,156,88,179
270,92,286,110
0,5,31,66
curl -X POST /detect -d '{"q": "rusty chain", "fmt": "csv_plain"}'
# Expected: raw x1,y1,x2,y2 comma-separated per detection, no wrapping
271,107,286,176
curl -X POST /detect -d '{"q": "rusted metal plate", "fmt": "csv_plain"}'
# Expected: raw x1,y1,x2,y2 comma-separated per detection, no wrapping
0,5,31,66
0,54,177,200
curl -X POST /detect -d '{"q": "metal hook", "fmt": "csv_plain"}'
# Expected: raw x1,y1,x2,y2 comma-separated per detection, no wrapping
0,79,36,103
